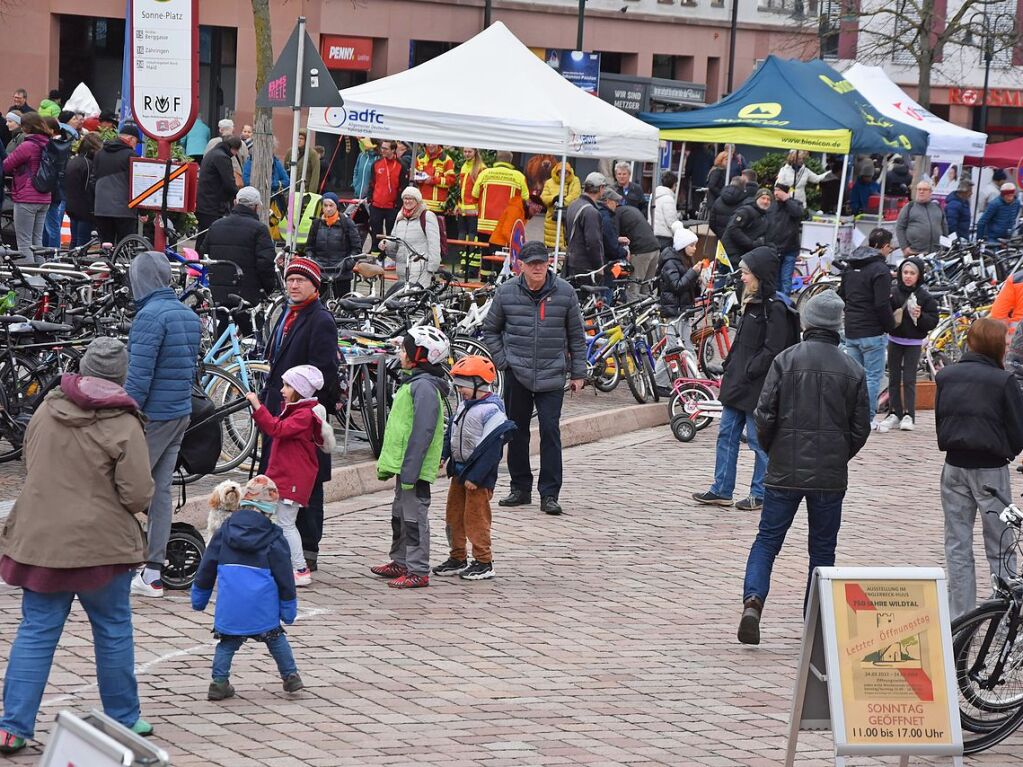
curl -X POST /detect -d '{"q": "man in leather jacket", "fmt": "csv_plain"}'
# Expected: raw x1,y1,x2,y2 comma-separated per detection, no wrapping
737,290,869,645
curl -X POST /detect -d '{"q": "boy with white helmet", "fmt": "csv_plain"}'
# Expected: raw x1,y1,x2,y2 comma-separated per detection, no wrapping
371,326,451,588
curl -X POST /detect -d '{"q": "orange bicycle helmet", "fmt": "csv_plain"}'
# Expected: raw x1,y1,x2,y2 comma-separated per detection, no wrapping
450,355,497,384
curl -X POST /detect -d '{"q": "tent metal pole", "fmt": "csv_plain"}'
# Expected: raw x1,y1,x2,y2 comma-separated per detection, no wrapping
674,142,686,212
877,156,888,218
832,154,850,262
724,144,733,185
553,152,569,273
971,167,984,232
286,16,307,253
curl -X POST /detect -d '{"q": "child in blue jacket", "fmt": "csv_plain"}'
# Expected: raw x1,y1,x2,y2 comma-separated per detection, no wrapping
192,475,302,701
432,356,516,581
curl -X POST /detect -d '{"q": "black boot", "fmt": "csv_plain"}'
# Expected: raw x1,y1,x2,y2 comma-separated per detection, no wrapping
541,496,563,515
738,597,763,645
499,489,532,507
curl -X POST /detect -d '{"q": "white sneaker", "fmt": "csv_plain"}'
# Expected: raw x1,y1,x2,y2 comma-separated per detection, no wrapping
130,571,164,598
294,568,312,587
900,415,914,431
879,414,899,431
872,420,891,433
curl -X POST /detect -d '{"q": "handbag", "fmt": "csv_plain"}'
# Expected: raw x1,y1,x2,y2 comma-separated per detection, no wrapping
175,384,224,476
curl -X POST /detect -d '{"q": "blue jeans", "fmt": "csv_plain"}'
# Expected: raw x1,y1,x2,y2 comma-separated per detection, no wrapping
69,217,93,248
778,250,798,296
710,405,767,500
212,631,297,681
743,486,845,608
844,335,886,422
0,571,139,739
41,199,65,249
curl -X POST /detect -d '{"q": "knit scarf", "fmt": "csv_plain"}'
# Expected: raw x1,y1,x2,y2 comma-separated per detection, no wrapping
283,295,318,337
323,211,339,227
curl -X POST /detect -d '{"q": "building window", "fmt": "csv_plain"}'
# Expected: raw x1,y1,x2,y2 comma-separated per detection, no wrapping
652,54,695,81
819,0,841,60
599,52,623,74
409,40,456,68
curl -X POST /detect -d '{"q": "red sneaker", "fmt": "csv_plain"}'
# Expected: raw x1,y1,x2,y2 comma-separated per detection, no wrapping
370,561,407,579
388,573,430,589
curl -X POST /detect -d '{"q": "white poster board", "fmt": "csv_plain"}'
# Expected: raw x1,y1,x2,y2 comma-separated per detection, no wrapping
129,158,189,211
40,709,170,766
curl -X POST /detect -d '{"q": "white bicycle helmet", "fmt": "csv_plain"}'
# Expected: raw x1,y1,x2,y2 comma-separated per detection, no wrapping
406,326,450,365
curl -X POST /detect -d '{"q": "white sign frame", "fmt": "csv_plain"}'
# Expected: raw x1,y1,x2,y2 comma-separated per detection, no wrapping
40,709,170,767
129,158,190,211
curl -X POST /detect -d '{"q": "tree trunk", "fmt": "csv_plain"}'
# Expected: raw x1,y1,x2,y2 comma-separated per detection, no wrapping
917,58,932,110
250,0,275,226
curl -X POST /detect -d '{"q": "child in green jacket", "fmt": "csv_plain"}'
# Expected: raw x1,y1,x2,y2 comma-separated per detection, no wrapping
371,327,450,588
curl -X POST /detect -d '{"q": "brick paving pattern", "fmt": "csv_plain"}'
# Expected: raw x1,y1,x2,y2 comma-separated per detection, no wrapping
1,410,1019,765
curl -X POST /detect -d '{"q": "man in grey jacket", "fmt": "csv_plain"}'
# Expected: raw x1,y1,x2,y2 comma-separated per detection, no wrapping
483,241,587,515
564,172,606,279
895,179,948,256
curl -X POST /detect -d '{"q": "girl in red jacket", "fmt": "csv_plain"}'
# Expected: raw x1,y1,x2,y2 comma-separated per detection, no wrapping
245,365,334,586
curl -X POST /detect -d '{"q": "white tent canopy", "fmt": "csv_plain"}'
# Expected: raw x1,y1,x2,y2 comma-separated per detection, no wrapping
307,22,659,161
843,63,986,159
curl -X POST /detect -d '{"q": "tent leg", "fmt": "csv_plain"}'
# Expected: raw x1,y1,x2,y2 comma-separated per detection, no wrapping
877,157,888,219
674,142,686,214
971,167,984,232
286,17,308,254
552,152,568,274
724,144,733,185
832,154,850,263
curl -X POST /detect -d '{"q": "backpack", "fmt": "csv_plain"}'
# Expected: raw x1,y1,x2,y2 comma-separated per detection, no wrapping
176,385,224,477
31,135,73,194
419,210,447,255
769,295,802,350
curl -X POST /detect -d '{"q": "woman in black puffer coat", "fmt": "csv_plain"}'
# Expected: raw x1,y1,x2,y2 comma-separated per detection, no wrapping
654,226,705,390
305,192,362,299
881,257,939,431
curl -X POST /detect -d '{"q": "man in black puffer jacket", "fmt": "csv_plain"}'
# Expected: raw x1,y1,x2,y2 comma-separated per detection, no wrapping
766,184,805,296
709,176,747,239
195,136,241,252
202,187,277,321
736,290,869,645
721,188,773,267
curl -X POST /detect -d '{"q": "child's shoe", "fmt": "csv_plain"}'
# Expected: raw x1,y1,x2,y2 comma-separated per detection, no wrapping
370,561,407,578
388,572,429,589
460,561,495,580
294,567,312,587
207,679,235,701
0,730,26,754
283,673,304,692
432,557,468,576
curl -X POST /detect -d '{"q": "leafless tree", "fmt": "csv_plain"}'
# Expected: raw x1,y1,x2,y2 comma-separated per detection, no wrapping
249,0,275,225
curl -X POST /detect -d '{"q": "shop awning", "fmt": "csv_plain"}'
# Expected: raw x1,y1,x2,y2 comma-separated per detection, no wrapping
638,56,929,155
962,136,1023,168
306,22,659,161
842,64,986,158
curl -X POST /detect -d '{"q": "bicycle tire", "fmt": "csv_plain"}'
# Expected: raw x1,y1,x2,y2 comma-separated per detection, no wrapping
698,326,734,379
450,336,505,399
794,280,838,313
0,383,25,463
668,382,716,431
591,348,621,392
358,364,382,457
953,600,1023,726
375,357,389,454
623,344,651,404
638,347,659,403
110,234,153,265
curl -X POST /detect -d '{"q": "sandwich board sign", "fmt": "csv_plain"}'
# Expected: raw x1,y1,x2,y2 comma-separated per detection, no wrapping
40,709,170,766
785,567,963,766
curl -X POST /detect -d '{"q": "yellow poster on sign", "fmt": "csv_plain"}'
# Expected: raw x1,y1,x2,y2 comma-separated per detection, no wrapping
831,579,953,748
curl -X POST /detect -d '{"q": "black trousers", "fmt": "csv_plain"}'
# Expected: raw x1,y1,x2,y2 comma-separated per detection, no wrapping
259,436,329,559
95,216,137,245
368,206,397,253
504,370,565,499
888,342,922,419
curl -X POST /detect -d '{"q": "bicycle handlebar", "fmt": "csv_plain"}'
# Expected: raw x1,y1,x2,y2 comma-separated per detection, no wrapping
983,484,1023,527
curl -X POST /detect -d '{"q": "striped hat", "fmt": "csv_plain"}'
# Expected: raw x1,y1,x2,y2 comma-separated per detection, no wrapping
285,257,321,289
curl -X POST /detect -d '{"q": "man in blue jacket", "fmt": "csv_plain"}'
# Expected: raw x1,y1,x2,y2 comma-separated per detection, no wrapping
125,251,201,597
977,183,1022,243
943,179,974,241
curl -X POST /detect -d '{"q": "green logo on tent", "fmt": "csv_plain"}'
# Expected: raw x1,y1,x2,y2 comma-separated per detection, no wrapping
738,102,782,120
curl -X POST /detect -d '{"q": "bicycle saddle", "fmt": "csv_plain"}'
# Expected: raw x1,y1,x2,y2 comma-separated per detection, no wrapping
577,285,607,294
337,296,381,313
353,262,385,278
10,320,74,335
0,315,29,324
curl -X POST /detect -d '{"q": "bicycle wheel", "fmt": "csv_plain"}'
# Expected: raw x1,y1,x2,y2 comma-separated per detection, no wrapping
623,344,651,404
110,234,153,265
699,326,734,378
795,280,838,313
358,364,383,457
668,382,716,431
450,336,504,398
0,384,26,463
638,347,659,403
592,348,621,392
953,601,1023,753
201,364,259,474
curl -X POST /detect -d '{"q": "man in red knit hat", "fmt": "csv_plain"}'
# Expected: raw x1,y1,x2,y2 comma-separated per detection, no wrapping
258,257,340,572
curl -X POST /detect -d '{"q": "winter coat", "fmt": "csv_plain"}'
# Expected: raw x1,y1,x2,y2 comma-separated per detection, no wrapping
283,147,319,196
196,142,238,217
944,193,972,240
886,162,911,194
895,199,948,254
202,205,277,304
305,214,361,280
63,153,96,221
776,163,827,205
387,204,441,288
540,163,580,248
125,251,201,421
565,194,604,275
889,258,940,341
615,182,645,210
849,179,880,215
443,394,516,491
368,156,406,210
352,148,378,198
650,185,679,239
191,508,297,637
253,398,325,506
377,369,448,487
719,247,789,412
264,299,340,418
705,166,726,209
2,133,51,205
598,203,625,262
415,149,457,214
766,197,805,254
483,271,587,393
935,352,1023,469
754,329,870,491
709,183,746,239
241,155,289,196
616,203,659,255
658,246,701,319
838,245,897,340
722,203,770,260
92,139,135,218
0,375,153,569
976,195,1021,242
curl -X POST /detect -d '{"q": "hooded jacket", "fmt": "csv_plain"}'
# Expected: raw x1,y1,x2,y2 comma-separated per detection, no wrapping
252,398,325,506
895,199,948,254
191,508,297,637
650,185,679,239
388,202,441,288
352,146,378,198
483,271,588,392
92,138,136,218
125,251,201,421
196,141,239,217
63,151,97,221
305,212,362,280
540,163,581,248
0,375,153,569
203,205,278,303
565,194,604,275
616,181,645,210
754,329,870,491
838,245,897,340
2,133,51,205
889,257,940,341
943,193,972,240
722,201,770,260
377,368,449,486
766,196,805,254
718,247,789,412
709,183,747,239
443,393,517,491
658,245,701,319
976,194,1021,242
597,203,626,262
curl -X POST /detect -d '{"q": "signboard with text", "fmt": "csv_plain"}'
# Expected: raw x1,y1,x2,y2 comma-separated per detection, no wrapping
128,158,197,212
544,49,600,95
785,567,963,765
130,0,199,141
321,35,373,71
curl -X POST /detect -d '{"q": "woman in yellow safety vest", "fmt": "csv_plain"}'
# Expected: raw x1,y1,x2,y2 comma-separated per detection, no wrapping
456,148,487,276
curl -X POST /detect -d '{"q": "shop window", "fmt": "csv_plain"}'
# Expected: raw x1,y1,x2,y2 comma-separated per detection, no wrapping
599,52,623,74
409,40,456,68
59,16,126,108
653,55,695,81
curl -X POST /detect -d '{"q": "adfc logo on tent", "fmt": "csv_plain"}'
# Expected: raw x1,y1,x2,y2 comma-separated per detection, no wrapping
737,102,782,120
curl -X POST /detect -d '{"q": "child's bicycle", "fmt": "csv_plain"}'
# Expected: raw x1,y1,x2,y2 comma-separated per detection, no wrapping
663,307,725,443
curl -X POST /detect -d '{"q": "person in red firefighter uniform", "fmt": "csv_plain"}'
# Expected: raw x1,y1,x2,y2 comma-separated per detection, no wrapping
415,145,456,215
367,140,409,254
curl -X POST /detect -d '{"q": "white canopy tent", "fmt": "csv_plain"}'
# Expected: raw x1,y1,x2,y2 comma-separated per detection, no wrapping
843,63,987,159
307,22,659,162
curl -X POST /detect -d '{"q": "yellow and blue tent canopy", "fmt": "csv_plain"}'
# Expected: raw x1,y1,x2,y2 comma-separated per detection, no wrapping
639,56,929,156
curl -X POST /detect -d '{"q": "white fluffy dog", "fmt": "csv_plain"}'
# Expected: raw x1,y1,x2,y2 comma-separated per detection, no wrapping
207,479,242,538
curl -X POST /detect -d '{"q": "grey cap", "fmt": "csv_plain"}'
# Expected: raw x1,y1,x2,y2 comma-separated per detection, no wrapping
600,188,623,203
519,241,550,263
79,337,129,385
236,186,262,207
583,171,608,190
800,290,845,333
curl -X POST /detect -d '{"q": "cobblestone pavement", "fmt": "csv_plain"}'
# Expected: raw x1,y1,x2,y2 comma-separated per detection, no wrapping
1,410,1019,765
